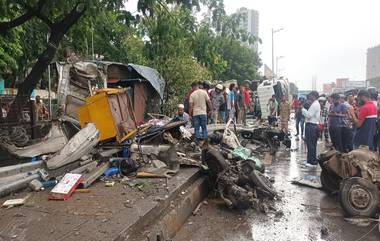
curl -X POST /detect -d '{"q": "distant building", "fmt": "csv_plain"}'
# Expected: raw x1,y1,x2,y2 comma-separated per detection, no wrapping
366,45,380,89
331,78,366,93
336,78,349,89
237,7,259,51
323,82,336,94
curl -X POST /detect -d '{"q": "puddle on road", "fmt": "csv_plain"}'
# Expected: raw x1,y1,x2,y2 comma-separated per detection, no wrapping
249,132,341,241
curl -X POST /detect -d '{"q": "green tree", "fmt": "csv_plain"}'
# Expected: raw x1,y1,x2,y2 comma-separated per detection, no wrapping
141,5,210,113
0,0,198,103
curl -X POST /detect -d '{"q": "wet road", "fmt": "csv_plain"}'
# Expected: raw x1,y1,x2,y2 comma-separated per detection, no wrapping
174,128,380,241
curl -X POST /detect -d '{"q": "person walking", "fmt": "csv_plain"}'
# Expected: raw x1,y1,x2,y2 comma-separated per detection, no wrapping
189,82,213,142
349,89,377,150
302,91,321,168
279,96,291,132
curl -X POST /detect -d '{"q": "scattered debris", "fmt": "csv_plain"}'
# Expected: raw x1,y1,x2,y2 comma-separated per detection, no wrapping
2,194,31,208
49,173,83,200
291,175,322,189
344,217,378,227
105,181,115,187
29,179,43,191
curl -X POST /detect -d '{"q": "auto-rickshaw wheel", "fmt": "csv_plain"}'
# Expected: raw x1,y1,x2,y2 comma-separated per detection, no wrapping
339,177,380,217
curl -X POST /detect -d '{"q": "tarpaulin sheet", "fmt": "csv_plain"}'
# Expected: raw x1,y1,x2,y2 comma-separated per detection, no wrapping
128,64,165,99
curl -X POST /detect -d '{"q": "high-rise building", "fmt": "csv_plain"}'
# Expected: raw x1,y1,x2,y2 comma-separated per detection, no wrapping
366,45,380,88
237,7,259,51
312,75,317,91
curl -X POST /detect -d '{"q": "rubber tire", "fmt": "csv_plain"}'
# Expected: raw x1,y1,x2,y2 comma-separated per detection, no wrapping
339,177,380,217
320,169,341,194
249,170,277,198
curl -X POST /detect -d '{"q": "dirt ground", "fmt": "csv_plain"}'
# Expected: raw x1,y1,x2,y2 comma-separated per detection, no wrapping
174,125,380,241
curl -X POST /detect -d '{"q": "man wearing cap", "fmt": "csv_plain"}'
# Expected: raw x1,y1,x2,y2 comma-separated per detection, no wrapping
189,82,213,141
172,104,190,126
349,89,377,149
302,91,321,168
210,84,225,124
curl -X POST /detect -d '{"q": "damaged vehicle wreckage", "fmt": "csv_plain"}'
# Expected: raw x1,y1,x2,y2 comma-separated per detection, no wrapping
0,60,293,240
318,146,380,217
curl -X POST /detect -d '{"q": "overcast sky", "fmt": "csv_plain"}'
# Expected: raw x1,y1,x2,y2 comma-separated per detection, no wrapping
125,0,380,90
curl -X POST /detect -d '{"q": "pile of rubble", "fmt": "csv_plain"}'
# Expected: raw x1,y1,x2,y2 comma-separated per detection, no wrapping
0,114,290,211
0,61,291,209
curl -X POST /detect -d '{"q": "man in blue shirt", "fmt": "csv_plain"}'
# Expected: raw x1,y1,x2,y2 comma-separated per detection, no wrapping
328,94,344,152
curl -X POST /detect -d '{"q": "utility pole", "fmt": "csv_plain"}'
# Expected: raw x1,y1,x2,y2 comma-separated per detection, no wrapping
271,28,274,81
47,34,52,118
271,28,284,81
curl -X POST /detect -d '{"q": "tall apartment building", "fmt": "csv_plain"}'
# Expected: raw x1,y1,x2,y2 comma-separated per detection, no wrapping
367,45,380,89
237,7,259,51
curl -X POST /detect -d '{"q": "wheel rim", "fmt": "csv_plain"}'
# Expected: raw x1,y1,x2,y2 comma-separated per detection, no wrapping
348,184,373,210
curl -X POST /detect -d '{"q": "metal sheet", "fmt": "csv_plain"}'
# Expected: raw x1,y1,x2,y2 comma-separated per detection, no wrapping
46,123,99,170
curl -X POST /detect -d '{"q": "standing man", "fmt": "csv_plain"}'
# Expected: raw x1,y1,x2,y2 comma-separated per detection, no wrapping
328,94,344,152
318,96,329,143
350,89,377,150
35,95,49,120
302,91,321,168
341,95,354,152
210,84,225,124
189,82,213,142
184,82,198,113
267,95,277,125
295,97,305,140
279,96,291,132
227,83,237,121
236,86,245,124
242,82,251,125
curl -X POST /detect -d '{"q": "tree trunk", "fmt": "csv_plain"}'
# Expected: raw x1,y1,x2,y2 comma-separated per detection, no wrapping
9,6,86,120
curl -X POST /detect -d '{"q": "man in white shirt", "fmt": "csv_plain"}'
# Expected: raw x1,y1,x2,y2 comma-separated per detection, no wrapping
302,91,321,168
189,83,213,141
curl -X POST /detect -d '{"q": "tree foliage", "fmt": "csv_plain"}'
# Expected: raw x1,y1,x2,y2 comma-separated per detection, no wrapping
142,5,211,113
0,0,261,112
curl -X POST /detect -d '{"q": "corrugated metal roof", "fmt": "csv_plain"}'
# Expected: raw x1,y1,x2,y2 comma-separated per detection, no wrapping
127,64,165,99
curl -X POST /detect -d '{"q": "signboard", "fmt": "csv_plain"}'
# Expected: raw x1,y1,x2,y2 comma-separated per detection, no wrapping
0,79,4,95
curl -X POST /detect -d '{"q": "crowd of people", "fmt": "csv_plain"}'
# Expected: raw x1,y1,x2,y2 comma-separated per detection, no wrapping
291,88,380,169
173,81,253,142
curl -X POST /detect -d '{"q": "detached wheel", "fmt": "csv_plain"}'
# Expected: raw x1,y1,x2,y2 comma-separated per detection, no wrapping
249,170,277,198
320,169,341,193
339,177,380,217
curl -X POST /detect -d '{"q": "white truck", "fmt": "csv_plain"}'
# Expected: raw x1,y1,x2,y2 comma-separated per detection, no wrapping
257,79,289,119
